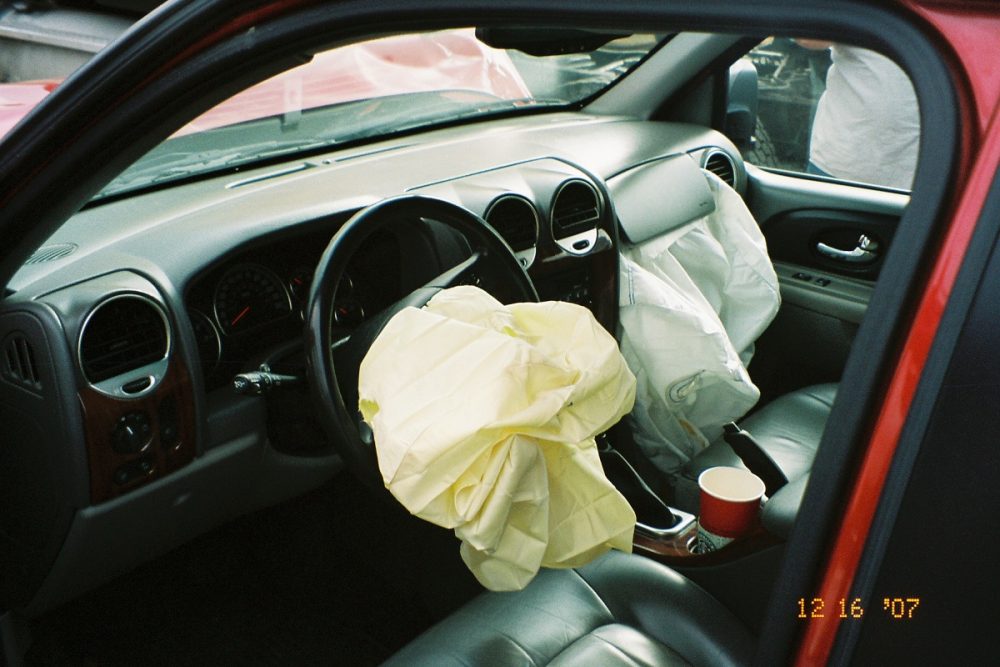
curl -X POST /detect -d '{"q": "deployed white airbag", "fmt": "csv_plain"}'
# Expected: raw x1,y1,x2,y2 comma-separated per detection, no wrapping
358,285,637,591
619,172,780,475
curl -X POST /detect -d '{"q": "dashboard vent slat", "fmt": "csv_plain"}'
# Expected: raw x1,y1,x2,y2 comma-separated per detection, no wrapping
703,151,737,188
2,334,42,392
79,296,168,384
552,181,601,238
484,196,538,251
24,243,78,265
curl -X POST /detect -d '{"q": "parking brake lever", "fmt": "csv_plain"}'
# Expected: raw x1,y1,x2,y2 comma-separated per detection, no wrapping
233,363,301,396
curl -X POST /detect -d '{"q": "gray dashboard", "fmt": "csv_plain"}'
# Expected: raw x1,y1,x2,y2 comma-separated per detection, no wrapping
0,111,742,615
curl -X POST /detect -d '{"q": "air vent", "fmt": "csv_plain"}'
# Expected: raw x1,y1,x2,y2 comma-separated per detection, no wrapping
484,196,538,252
551,180,601,238
79,295,169,384
25,243,77,265
703,150,737,188
2,333,42,392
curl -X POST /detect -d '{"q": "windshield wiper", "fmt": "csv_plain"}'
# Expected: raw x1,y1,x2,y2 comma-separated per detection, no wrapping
335,97,568,142
473,97,566,110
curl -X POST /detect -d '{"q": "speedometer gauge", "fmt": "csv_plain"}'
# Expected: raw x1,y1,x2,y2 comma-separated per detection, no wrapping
213,263,293,335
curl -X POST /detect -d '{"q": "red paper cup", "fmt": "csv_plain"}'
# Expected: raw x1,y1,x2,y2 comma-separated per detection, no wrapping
698,467,766,538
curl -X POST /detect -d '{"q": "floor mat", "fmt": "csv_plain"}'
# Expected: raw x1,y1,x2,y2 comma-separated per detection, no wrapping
25,474,481,666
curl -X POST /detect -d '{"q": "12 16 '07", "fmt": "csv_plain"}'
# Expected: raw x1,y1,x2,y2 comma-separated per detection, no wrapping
797,597,920,620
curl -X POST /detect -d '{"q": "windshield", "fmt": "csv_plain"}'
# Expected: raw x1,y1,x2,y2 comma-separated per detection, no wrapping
96,29,662,200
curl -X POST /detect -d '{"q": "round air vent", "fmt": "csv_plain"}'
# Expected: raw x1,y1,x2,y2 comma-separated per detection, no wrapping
484,195,539,267
79,295,169,387
551,179,601,255
702,149,738,188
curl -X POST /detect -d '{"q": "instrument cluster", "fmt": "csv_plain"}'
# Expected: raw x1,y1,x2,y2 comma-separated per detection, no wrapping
185,223,398,388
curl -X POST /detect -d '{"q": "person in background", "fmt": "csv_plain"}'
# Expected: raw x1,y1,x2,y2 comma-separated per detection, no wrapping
798,41,919,190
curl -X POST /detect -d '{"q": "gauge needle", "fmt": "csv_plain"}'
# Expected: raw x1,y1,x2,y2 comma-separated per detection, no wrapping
231,305,251,326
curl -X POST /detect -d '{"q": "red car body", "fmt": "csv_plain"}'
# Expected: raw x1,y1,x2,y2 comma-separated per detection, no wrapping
0,1,998,665
0,81,60,139
798,3,1000,663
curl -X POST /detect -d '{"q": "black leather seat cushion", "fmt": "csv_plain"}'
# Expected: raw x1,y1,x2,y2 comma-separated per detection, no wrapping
383,549,754,666
675,383,837,512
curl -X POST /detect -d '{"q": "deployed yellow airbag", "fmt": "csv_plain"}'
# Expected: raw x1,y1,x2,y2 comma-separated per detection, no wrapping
358,285,637,591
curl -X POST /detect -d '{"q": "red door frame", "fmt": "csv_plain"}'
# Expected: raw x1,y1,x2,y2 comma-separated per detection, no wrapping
795,4,1000,663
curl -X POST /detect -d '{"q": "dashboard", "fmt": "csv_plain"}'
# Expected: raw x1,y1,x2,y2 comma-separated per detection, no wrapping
0,111,743,615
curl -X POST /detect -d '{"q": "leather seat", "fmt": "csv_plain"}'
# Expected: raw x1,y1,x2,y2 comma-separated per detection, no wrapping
383,548,754,666
675,383,837,512
382,388,831,666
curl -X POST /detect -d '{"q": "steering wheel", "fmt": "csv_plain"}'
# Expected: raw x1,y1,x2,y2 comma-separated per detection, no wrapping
304,195,539,486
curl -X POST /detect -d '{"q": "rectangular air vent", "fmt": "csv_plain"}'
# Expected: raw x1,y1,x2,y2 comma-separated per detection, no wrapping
2,333,42,392
24,243,77,265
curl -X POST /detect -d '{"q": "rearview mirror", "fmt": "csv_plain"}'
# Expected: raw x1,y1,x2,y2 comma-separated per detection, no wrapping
475,27,629,56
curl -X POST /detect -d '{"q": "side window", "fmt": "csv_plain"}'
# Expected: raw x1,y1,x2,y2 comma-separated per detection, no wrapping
732,38,920,191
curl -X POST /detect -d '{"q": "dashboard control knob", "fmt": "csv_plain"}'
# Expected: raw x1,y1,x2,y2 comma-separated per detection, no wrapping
111,411,152,453
113,456,155,486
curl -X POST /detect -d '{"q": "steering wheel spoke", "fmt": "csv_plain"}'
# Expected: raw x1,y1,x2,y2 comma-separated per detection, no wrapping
305,195,537,487
330,324,353,349
426,250,485,290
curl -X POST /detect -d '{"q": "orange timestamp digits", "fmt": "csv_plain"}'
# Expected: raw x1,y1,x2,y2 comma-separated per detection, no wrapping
882,597,921,619
796,597,920,620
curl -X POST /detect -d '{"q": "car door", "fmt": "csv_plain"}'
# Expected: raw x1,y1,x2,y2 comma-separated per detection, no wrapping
745,169,908,400
727,39,919,402
839,171,1000,663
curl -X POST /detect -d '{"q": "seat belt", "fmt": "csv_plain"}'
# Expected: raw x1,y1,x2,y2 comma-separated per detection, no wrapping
722,422,788,497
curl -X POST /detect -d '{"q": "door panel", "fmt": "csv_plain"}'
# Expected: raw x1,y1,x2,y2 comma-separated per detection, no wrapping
773,262,871,325
744,166,908,399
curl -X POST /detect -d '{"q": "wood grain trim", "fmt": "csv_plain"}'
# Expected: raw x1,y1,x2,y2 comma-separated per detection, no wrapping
79,357,196,504
633,524,782,566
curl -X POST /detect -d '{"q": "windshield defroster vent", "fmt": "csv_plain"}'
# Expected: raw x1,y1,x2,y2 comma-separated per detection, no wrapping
703,150,737,188
3,333,42,392
24,243,77,265
79,295,169,384
485,195,539,252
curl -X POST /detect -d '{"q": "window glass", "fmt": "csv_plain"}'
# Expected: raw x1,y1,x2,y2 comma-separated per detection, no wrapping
740,38,920,190
96,29,662,201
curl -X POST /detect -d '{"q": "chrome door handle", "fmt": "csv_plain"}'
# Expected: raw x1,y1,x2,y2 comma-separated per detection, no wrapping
816,234,879,264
